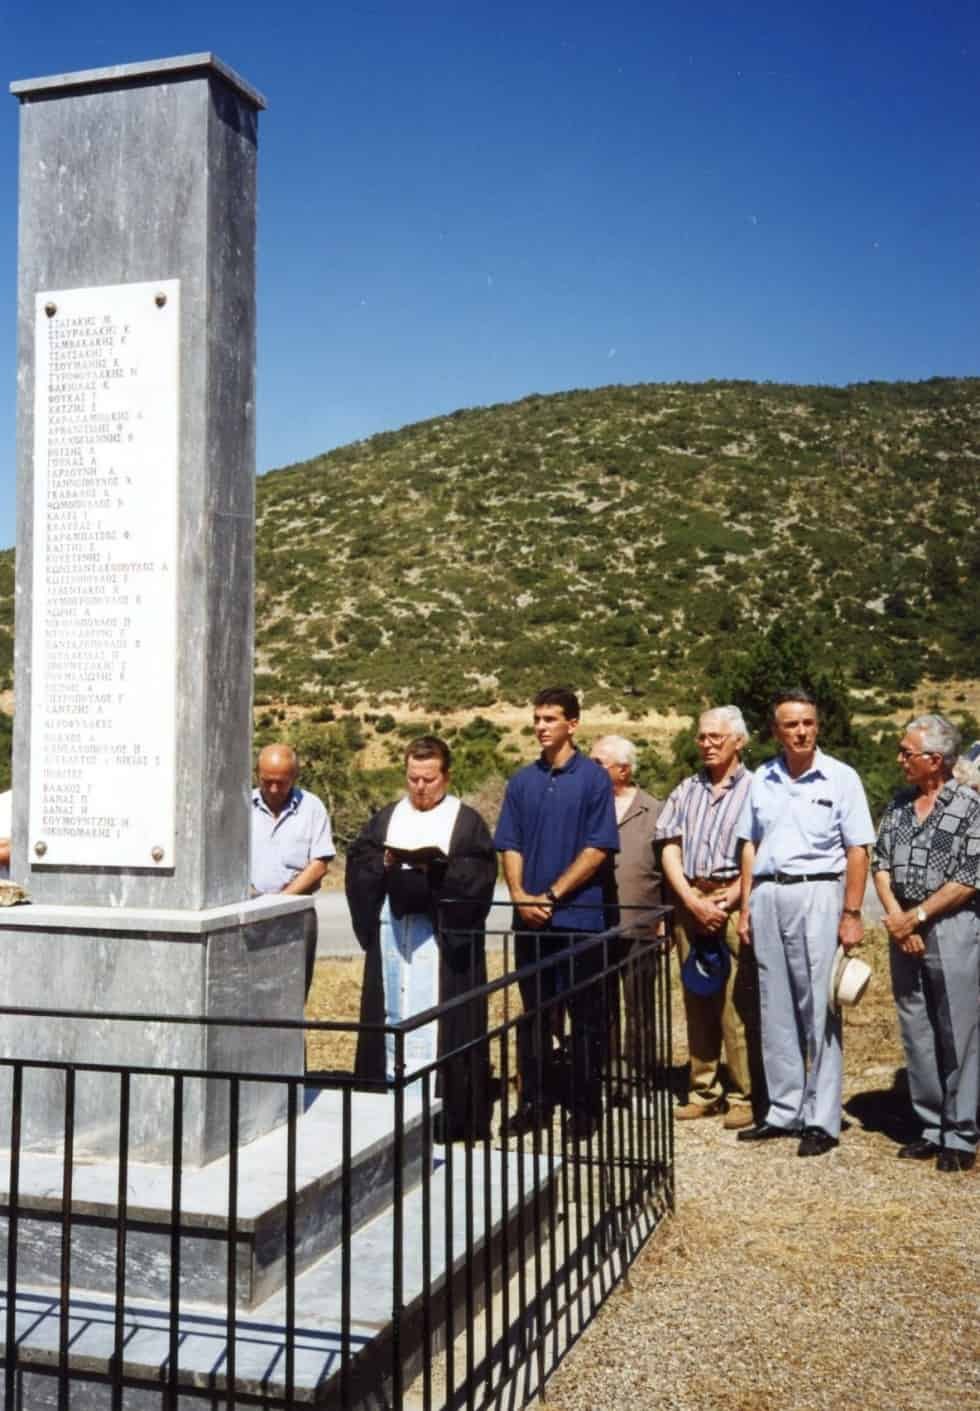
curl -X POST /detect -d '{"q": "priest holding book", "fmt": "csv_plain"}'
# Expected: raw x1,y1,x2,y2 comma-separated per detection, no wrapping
345,736,498,1141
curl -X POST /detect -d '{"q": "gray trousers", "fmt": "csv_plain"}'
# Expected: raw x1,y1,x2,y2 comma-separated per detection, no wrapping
890,908,979,1154
750,878,843,1137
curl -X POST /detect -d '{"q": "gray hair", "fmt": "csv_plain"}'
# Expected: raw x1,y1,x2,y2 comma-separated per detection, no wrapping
953,755,980,792
592,734,637,771
906,714,961,768
699,705,748,746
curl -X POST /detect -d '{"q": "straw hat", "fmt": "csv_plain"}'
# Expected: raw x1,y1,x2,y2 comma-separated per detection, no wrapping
829,945,872,1010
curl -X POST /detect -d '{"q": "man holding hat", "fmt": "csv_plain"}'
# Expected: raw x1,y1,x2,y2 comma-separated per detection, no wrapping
657,706,757,1129
736,690,874,1157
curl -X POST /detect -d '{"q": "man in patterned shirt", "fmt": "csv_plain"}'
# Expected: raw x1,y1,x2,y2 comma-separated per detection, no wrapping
656,706,758,1129
873,715,980,1173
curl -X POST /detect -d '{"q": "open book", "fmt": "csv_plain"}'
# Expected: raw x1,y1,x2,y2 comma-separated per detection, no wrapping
383,842,448,865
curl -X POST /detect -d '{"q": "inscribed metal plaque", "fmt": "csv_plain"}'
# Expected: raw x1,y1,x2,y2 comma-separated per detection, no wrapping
29,280,180,867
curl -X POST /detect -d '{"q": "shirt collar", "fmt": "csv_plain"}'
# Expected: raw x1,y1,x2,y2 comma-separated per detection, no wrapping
697,763,746,791
535,747,581,775
764,749,828,783
253,786,302,818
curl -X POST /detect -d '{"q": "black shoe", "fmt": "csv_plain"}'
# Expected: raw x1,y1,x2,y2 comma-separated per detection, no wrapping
797,1126,839,1158
736,1121,797,1143
897,1138,940,1160
508,1102,553,1137
936,1148,976,1173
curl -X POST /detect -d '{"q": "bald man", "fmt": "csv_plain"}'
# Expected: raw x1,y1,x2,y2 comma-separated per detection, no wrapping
251,744,336,896
251,744,335,995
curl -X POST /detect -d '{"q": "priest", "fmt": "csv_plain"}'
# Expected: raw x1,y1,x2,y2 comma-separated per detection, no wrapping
345,735,498,1142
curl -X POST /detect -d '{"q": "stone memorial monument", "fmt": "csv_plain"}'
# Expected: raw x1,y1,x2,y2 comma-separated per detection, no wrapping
0,59,558,1409
0,54,309,1164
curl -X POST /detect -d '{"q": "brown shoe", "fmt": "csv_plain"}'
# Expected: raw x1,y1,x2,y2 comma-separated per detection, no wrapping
722,1106,754,1131
675,1101,723,1120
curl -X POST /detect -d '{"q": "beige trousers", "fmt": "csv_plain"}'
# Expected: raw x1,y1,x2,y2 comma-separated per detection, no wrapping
674,901,760,1109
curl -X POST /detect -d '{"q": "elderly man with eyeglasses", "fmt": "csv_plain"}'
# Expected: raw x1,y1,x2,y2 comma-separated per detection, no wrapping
873,715,980,1173
656,706,759,1129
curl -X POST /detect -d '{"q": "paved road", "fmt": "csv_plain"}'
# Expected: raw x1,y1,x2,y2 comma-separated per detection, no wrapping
314,885,514,957
314,879,884,958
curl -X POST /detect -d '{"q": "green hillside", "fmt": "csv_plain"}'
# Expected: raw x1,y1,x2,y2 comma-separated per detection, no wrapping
0,375,976,718
0,377,975,831
255,377,980,713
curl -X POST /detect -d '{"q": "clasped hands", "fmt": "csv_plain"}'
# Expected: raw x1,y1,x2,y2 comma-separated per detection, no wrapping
883,908,926,956
512,892,555,929
685,893,730,934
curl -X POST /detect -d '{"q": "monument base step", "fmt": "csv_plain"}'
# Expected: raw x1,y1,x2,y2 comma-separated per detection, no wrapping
0,1144,559,1409
0,1087,428,1309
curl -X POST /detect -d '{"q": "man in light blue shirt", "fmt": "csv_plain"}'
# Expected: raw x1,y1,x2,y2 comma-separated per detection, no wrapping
250,744,335,896
736,690,874,1156
251,743,335,993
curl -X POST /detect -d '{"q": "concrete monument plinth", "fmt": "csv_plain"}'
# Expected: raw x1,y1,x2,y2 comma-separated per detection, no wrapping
0,894,308,1164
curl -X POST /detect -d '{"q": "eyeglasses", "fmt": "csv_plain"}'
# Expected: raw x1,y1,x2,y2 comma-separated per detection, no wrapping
897,747,938,760
697,733,731,745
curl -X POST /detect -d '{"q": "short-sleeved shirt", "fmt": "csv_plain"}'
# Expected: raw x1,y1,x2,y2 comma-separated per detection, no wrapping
737,749,875,877
873,780,980,907
655,766,750,879
250,786,336,894
494,749,619,931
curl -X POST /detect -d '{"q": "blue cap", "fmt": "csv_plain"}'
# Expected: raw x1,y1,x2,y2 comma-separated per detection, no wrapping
681,938,731,997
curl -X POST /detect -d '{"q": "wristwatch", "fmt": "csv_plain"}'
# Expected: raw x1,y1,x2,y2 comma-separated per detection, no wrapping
915,906,928,926
545,888,559,905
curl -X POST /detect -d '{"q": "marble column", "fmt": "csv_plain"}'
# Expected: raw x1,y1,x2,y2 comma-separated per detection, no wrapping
3,56,309,1163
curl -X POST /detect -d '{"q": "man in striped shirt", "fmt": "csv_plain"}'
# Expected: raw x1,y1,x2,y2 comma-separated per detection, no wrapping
656,706,758,1128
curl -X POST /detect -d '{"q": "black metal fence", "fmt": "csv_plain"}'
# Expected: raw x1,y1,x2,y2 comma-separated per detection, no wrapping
0,914,673,1410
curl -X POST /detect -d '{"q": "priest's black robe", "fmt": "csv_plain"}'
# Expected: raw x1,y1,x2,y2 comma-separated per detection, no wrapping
345,800,497,1141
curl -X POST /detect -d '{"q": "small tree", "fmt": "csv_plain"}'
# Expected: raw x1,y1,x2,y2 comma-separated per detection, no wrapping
712,619,855,755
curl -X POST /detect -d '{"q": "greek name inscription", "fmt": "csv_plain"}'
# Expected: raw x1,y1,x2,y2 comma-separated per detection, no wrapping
30,280,179,866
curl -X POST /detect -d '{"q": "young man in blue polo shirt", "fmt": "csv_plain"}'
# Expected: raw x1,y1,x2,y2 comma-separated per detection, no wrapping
495,687,620,1138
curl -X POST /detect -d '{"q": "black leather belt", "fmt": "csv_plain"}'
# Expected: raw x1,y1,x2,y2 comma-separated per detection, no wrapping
755,871,842,885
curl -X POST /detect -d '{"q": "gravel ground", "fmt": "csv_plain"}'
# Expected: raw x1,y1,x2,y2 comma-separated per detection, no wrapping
308,937,980,1411
543,971,980,1411
543,1098,979,1411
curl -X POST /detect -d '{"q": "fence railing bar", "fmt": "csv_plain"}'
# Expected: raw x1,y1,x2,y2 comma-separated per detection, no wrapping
464,1083,476,1411
441,1046,455,1411
4,1063,23,1411
419,1073,432,1411
57,1067,75,1411
341,1083,353,1411
224,1076,240,1411
166,1072,183,1411
110,1070,130,1411
391,1032,406,1411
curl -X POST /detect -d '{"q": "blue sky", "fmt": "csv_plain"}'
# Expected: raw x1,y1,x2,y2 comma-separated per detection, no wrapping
0,1,977,549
